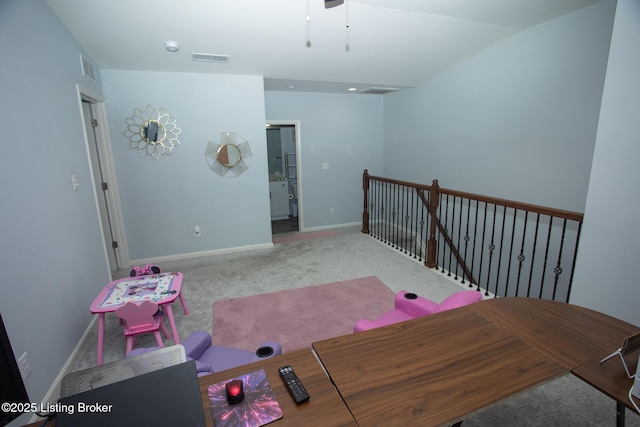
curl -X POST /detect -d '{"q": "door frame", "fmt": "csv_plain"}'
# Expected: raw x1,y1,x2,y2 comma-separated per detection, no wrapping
266,120,304,231
77,85,130,273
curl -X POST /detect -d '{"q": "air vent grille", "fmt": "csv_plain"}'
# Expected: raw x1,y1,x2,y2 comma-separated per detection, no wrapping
80,55,96,81
359,87,400,95
192,53,230,63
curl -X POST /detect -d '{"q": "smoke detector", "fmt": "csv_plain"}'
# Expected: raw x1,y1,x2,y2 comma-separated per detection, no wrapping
165,41,180,52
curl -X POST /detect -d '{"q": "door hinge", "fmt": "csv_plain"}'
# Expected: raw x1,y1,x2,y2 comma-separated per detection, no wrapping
102,182,108,191
91,118,98,128
112,241,118,249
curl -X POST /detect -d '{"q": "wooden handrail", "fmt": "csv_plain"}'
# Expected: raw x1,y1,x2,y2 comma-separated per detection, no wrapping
362,170,584,301
364,171,583,222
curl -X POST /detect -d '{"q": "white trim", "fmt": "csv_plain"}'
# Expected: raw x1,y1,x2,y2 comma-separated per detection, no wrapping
303,221,360,232
28,316,98,423
77,85,130,273
130,242,274,266
266,120,303,231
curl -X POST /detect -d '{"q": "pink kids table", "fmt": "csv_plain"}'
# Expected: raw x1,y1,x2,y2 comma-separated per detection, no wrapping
90,272,184,365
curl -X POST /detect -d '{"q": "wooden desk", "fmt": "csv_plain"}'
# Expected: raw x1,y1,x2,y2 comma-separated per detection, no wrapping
471,297,640,427
313,303,567,426
574,356,638,427
198,349,357,427
313,297,640,427
469,297,639,368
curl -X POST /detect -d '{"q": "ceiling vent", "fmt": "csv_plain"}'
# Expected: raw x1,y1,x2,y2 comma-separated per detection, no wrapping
359,87,401,95
80,54,96,81
192,53,230,63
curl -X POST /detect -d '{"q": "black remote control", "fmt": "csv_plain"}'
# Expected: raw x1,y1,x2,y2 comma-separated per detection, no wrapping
278,365,310,403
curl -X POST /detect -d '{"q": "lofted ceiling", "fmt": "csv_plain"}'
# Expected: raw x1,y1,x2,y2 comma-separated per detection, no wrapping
44,0,602,94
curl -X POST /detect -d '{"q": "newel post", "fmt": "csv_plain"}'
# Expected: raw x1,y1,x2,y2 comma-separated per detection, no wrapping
425,179,439,268
362,170,370,234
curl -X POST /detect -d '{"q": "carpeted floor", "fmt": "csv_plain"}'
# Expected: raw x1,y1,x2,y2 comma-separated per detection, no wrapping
62,226,639,426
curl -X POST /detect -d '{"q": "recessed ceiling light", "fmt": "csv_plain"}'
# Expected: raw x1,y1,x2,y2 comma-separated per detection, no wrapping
164,41,180,52
348,87,358,91
288,85,296,89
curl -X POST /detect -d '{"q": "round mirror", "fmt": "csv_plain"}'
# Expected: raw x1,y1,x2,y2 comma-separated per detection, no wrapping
141,120,165,144
205,132,252,177
217,144,242,167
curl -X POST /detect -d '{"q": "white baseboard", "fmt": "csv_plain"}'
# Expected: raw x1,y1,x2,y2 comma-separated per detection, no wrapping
29,315,98,423
130,242,274,267
302,221,360,232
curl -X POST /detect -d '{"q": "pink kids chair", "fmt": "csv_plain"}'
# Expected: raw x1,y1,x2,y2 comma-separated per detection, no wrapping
354,289,482,332
115,301,172,353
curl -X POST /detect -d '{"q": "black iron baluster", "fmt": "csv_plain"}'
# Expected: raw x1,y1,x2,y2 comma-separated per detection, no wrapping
443,194,451,275
455,197,463,281
418,191,426,262
477,201,488,292
539,215,554,299
565,221,582,303
410,189,417,259
391,183,398,249
447,195,456,278
468,200,480,289
462,198,472,285
485,203,497,297
526,213,541,298
402,186,408,254
495,206,508,297
551,218,568,301
515,211,528,297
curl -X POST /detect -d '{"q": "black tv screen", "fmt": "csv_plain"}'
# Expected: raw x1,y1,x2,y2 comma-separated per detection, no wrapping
0,313,30,426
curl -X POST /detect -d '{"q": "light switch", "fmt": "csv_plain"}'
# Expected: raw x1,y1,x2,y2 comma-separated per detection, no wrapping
322,162,329,170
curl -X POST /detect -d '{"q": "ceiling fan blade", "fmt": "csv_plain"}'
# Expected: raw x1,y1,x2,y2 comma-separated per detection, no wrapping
325,0,344,8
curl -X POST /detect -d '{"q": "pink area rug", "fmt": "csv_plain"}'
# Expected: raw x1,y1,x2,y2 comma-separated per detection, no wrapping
272,230,340,243
212,276,395,353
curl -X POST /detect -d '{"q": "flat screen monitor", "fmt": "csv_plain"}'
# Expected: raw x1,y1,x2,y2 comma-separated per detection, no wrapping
0,313,30,426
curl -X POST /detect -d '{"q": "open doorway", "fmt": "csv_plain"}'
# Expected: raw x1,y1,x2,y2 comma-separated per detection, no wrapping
266,121,302,234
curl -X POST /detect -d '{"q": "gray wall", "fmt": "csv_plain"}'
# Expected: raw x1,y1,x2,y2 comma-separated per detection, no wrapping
0,1,111,424
382,0,616,213
101,70,272,261
265,91,384,228
571,0,640,327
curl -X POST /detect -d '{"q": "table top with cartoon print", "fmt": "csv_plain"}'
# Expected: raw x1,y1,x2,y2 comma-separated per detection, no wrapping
90,272,183,313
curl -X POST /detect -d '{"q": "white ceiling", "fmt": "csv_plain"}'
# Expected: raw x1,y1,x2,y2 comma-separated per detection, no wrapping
44,0,601,94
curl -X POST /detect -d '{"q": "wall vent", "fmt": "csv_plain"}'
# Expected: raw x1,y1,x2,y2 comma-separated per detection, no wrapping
80,54,96,81
359,87,400,95
192,53,230,63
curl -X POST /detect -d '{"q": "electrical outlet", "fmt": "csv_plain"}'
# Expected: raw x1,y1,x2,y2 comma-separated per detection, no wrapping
18,352,32,380
194,226,201,237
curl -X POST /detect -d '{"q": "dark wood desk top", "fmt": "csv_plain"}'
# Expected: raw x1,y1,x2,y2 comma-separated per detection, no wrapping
469,297,639,369
198,348,357,427
313,303,567,427
573,355,638,413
